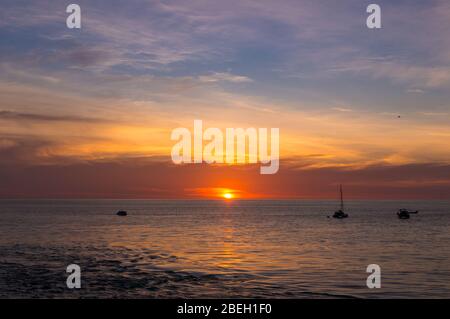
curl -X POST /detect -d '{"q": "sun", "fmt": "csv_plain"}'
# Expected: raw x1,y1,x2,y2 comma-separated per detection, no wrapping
223,193,234,199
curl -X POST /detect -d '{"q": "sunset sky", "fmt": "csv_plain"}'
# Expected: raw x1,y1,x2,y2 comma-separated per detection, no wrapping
1,0,450,199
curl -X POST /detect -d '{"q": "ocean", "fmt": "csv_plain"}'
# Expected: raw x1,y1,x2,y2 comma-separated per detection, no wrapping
0,199,449,298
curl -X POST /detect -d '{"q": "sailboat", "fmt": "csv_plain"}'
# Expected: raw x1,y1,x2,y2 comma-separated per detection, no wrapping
332,185,349,219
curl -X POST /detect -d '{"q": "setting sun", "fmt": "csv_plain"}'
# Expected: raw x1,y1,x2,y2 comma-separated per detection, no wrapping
223,193,234,199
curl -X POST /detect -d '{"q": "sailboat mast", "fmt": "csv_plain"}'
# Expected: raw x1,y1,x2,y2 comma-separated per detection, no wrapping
340,184,344,211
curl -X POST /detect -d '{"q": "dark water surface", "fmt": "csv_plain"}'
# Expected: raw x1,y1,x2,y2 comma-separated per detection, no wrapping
0,200,449,298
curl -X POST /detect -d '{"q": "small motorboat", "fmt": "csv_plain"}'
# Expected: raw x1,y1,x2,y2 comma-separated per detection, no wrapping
397,209,417,219
331,185,349,219
397,210,410,219
116,210,128,216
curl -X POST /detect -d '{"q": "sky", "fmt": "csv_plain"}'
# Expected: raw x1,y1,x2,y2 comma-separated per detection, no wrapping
0,0,450,199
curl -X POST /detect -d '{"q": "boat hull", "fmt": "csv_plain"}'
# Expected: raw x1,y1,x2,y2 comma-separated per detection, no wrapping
332,211,348,219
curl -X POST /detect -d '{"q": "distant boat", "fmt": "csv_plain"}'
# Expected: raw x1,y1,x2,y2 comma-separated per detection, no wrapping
397,209,418,220
332,185,348,219
397,210,410,219
116,210,127,216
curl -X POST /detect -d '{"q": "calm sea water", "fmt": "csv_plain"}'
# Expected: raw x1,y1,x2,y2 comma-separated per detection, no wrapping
0,199,449,298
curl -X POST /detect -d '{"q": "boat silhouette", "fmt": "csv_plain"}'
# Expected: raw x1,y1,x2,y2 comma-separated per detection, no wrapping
397,209,418,219
332,185,348,219
116,210,128,216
